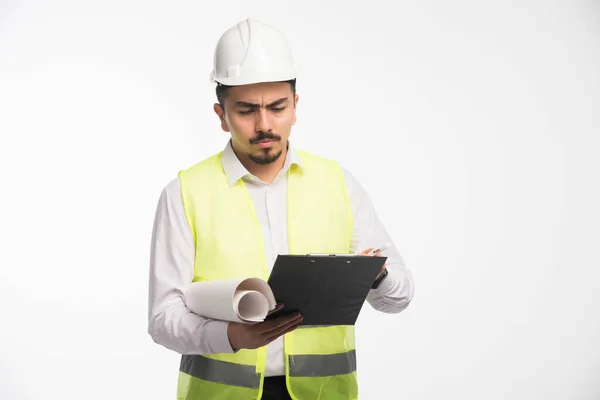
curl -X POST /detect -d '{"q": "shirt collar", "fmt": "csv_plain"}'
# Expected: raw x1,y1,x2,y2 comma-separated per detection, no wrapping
221,139,304,186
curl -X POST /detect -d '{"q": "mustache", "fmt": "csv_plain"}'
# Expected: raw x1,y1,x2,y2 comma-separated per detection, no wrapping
249,131,281,144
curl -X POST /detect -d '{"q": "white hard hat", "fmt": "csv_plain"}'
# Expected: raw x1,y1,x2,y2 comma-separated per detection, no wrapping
210,18,299,86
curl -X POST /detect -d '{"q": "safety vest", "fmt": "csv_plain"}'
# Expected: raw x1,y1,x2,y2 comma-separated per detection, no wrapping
176,149,358,399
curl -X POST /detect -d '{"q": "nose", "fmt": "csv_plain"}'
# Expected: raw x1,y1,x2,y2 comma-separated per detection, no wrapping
255,108,272,133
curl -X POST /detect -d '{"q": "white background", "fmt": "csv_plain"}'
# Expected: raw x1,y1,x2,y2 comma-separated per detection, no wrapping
1,1,599,399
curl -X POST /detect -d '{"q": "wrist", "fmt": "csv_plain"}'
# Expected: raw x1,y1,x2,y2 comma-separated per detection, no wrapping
205,319,237,354
227,323,240,352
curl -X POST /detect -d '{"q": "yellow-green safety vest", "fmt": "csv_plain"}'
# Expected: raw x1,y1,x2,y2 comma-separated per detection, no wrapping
176,149,358,399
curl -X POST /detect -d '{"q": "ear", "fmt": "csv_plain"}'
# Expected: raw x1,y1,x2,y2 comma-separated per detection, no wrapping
213,103,230,132
292,94,299,125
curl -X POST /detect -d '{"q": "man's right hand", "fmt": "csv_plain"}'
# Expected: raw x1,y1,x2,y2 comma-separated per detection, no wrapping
227,305,303,351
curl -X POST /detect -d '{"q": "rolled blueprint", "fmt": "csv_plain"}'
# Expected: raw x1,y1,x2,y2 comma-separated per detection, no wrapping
184,277,277,323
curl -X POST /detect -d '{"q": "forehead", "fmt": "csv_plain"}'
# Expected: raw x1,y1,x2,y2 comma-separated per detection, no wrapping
227,81,293,104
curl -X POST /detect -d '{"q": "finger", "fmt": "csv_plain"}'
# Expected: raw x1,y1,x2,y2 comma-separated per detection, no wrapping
267,303,284,315
263,318,303,342
264,310,302,325
359,248,375,256
264,322,301,344
264,312,303,331
260,312,303,335
264,318,302,340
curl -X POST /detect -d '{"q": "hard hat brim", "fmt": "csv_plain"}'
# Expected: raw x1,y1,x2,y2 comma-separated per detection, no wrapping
210,71,298,86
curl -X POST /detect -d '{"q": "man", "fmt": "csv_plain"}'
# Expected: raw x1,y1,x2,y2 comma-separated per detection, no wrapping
148,18,415,400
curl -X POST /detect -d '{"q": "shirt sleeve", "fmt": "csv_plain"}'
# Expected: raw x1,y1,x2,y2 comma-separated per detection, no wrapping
147,177,235,355
342,168,415,313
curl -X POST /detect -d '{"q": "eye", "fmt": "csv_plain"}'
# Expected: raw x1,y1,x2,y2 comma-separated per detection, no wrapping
238,110,253,115
272,107,286,113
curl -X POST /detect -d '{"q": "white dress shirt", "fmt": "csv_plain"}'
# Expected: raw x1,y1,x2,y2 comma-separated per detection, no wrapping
148,140,415,377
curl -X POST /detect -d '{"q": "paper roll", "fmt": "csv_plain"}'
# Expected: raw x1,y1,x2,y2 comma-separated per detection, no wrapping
233,290,269,322
184,277,277,323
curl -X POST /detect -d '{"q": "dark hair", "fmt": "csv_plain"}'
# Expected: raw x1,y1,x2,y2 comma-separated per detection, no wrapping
216,79,297,111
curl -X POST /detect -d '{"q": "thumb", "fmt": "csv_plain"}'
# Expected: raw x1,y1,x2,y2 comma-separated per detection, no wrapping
359,247,375,256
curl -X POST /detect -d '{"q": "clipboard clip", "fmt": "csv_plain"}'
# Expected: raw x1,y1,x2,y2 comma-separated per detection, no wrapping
306,253,357,257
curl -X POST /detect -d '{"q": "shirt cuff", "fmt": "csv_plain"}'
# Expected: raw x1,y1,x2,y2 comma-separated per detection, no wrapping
205,319,235,354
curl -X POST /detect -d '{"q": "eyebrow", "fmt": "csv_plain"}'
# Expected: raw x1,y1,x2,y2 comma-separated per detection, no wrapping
235,97,289,109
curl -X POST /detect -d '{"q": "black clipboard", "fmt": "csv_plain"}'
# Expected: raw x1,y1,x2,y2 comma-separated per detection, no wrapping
265,254,386,326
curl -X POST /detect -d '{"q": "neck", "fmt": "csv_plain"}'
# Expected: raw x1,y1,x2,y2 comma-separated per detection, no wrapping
233,141,288,184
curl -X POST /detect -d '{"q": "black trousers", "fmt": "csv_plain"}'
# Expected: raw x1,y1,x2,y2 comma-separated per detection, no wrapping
261,376,292,400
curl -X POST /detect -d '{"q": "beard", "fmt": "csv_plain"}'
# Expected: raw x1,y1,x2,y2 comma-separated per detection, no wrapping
247,130,284,165
248,148,284,165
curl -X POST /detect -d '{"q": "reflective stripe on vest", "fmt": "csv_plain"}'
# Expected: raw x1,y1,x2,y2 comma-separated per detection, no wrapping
289,349,357,377
180,355,261,389
179,350,356,385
